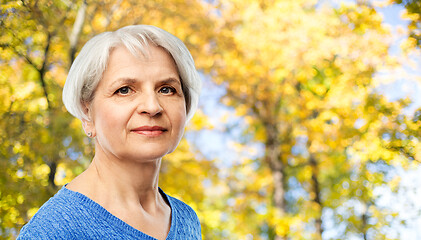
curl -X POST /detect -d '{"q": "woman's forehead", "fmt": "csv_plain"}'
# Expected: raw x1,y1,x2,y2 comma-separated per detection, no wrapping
98,45,180,87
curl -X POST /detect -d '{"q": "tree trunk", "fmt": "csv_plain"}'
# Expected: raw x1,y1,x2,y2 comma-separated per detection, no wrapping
310,154,323,240
69,0,87,66
265,123,287,240
361,202,370,240
48,161,57,188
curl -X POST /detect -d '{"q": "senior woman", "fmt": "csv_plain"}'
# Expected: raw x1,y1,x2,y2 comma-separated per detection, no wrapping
18,25,202,239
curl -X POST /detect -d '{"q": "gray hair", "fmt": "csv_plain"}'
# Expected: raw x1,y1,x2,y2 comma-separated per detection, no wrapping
62,25,201,122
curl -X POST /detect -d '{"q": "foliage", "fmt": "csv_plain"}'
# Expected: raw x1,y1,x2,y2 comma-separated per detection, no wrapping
1,0,420,240
0,0,217,238
390,0,421,48
204,0,421,239
0,1,91,237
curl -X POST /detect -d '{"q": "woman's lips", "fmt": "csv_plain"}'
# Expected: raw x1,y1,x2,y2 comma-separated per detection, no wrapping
131,126,167,136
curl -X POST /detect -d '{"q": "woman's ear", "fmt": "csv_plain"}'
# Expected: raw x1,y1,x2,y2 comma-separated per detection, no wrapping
81,103,95,138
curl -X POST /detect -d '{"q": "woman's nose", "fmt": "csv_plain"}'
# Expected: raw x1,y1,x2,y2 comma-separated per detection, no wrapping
136,92,163,117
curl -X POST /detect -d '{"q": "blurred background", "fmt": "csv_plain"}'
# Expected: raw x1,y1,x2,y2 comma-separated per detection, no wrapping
1,0,421,239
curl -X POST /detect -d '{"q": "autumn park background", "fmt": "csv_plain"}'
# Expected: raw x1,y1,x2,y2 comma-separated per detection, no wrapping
1,0,421,239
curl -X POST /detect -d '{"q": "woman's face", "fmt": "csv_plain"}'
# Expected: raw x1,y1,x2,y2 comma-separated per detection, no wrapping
85,45,186,162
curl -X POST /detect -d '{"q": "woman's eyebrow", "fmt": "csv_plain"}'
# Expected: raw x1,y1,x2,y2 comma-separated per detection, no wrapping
109,77,181,89
159,77,181,85
109,78,138,88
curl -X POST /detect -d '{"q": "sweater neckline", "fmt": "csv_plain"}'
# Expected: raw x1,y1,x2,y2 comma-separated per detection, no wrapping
60,185,176,240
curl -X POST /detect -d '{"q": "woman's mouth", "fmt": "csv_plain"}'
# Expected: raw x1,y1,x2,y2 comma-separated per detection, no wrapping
131,126,167,136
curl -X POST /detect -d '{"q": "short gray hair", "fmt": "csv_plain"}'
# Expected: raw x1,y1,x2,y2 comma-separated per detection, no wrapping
62,25,201,122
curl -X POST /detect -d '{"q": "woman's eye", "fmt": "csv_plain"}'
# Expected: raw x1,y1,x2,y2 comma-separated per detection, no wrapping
159,86,176,95
115,86,131,95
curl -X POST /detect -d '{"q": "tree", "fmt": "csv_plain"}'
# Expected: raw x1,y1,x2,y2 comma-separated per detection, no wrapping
0,0,219,238
2,0,420,239
205,0,419,239
0,1,90,236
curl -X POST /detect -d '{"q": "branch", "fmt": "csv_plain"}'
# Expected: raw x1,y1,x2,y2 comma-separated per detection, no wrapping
39,32,52,109
23,0,74,109
8,45,40,72
69,0,87,66
386,145,421,163
103,0,123,28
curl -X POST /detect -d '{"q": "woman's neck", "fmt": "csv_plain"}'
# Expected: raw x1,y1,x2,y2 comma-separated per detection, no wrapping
66,145,172,240
67,146,166,215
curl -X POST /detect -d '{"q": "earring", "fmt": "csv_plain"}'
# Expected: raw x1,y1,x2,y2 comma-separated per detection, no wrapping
87,132,92,137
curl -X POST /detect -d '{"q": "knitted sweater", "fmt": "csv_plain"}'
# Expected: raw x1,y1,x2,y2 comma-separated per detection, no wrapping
18,186,201,239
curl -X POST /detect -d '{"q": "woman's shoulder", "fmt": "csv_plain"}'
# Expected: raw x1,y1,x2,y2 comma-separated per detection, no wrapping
160,188,202,239
17,187,76,239
167,195,198,217
17,186,109,239
160,189,198,218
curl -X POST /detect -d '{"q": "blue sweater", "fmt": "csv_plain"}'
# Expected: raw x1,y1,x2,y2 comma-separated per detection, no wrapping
18,186,201,239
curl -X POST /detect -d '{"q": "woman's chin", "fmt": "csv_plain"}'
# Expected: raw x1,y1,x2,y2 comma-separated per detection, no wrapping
118,150,170,163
